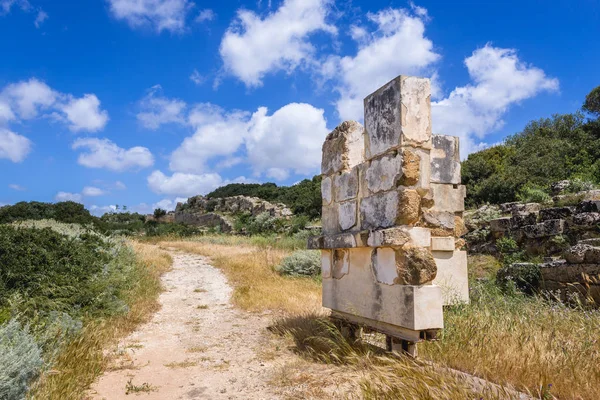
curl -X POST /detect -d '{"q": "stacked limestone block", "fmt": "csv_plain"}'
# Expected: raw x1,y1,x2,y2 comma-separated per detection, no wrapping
308,75,469,341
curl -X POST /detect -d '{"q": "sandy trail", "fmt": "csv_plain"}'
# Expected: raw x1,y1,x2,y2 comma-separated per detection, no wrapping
90,250,281,400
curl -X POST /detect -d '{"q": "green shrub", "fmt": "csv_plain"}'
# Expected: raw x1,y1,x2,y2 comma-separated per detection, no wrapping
496,262,542,295
0,201,94,225
276,250,321,277
0,320,43,400
517,184,552,204
247,212,280,235
144,221,203,237
564,178,597,194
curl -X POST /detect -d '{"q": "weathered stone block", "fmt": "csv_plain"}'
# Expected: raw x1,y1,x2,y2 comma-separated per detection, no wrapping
499,202,519,214
512,203,542,216
338,200,357,231
321,121,365,175
322,204,338,235
321,176,332,205
454,216,468,237
564,244,590,264
354,230,370,247
430,135,460,184
397,189,421,225
490,217,512,233
422,210,455,230
414,148,431,192
429,183,466,212
572,212,600,226
366,152,402,193
371,246,437,286
576,200,600,213
368,226,431,248
431,237,455,251
321,250,332,278
307,235,324,249
432,250,469,304
332,249,349,279
522,219,564,238
323,232,357,249
334,169,359,202
372,248,398,285
510,212,538,228
364,76,431,159
400,149,420,186
360,191,398,230
539,206,574,221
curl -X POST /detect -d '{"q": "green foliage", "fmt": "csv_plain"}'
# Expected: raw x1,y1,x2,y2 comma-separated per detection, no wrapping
276,250,321,277
0,201,94,225
0,320,43,400
247,212,282,235
583,85,600,117
206,176,322,219
516,184,552,204
153,208,167,219
496,262,542,295
562,178,597,194
462,111,600,206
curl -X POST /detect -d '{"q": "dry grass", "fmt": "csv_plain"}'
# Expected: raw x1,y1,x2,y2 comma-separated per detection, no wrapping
159,238,321,314
421,278,600,399
29,241,172,399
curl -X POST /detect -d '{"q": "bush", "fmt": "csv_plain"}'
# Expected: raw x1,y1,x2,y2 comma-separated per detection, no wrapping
0,320,43,400
496,262,542,295
0,201,94,225
144,221,203,237
517,184,552,204
563,178,597,194
247,212,281,235
276,250,321,277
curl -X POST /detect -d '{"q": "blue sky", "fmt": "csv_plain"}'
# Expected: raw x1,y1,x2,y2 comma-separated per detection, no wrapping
0,0,598,215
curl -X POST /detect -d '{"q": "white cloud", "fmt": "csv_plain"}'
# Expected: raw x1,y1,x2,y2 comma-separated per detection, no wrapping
169,104,248,173
2,78,58,119
34,9,47,28
220,0,336,87
55,191,83,203
245,102,328,178
107,0,193,33
59,94,109,132
168,102,328,180
137,85,186,129
0,128,32,162
8,183,25,191
89,204,117,216
325,7,440,120
82,186,107,197
0,0,30,15
147,170,225,197
432,45,559,156
73,138,154,172
189,69,205,85
152,197,187,211
195,8,214,23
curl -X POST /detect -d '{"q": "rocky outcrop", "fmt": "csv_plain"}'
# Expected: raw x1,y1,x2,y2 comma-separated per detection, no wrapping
176,195,292,219
174,212,233,233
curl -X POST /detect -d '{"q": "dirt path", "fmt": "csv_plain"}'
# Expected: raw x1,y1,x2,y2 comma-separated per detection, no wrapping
90,250,282,400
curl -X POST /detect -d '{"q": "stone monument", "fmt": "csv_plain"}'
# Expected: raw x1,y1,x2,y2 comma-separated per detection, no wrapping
308,75,468,355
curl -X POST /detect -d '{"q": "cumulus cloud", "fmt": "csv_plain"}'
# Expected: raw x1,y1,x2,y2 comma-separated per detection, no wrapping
324,7,439,120
147,170,225,197
0,128,32,162
137,85,186,129
82,186,107,197
0,78,110,134
432,45,559,156
72,138,154,172
189,69,205,85
55,191,83,202
169,104,249,172
60,94,109,132
168,102,329,179
220,0,336,87
107,0,193,33
8,183,25,191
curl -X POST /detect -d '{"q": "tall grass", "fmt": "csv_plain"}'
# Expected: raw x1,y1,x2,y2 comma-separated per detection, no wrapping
421,277,600,399
29,241,172,399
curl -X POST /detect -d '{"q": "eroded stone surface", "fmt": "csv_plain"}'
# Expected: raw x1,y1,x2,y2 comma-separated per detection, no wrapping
338,200,357,231
429,183,466,212
360,190,399,230
400,149,421,186
322,250,332,278
366,153,402,193
321,176,332,205
397,189,421,225
334,169,359,202
430,135,460,184
368,226,430,248
395,245,437,285
332,249,349,279
322,121,365,175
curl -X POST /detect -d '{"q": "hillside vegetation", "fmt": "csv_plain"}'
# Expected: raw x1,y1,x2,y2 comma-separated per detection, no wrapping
463,86,600,207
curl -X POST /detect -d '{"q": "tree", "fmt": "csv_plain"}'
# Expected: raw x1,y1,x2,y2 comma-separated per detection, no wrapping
583,85,600,117
153,208,167,219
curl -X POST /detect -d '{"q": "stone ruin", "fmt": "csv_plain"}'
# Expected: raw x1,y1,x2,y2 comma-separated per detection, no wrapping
174,195,293,233
308,75,468,353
